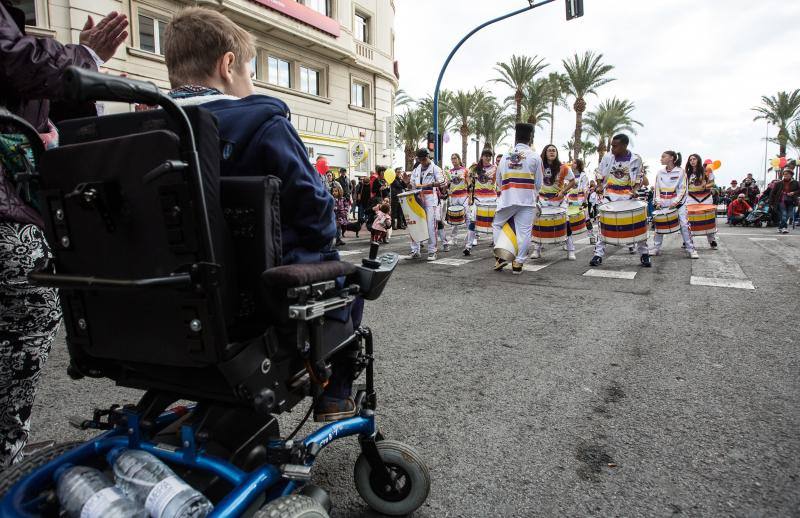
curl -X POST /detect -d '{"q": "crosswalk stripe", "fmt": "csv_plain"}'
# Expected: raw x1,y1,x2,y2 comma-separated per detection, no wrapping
748,237,778,241
750,238,800,268
690,238,755,289
583,269,637,280
337,250,363,256
431,258,474,266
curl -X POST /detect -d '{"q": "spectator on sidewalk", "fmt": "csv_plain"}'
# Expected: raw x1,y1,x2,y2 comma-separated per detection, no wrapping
771,168,799,233
332,183,350,246
390,167,407,229
740,174,760,206
336,168,350,199
727,194,752,225
357,175,371,224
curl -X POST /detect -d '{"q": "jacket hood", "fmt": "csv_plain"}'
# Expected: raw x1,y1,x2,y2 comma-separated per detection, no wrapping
199,94,291,146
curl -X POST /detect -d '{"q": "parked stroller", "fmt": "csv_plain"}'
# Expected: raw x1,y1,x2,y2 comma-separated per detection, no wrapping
0,68,430,517
743,199,770,227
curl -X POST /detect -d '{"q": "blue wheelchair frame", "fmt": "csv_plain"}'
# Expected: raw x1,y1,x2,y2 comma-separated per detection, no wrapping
1,408,377,518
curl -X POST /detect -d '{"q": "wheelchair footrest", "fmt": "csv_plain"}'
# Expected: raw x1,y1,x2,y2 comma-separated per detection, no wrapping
281,464,312,481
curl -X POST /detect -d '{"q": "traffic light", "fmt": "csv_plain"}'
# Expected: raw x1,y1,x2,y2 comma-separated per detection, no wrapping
426,131,435,153
565,0,583,20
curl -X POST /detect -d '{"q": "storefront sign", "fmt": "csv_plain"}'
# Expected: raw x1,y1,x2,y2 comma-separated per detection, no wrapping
249,0,340,37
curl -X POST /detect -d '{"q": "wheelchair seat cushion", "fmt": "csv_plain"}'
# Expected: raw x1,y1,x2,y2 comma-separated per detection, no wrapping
261,261,356,288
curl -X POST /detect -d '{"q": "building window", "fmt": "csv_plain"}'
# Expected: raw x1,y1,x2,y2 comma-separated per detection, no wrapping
250,55,259,80
299,67,320,96
303,0,330,16
139,13,167,54
16,0,37,25
354,13,369,43
268,56,291,88
351,82,368,108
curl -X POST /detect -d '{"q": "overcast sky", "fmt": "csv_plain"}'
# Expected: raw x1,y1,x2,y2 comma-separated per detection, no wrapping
393,0,800,186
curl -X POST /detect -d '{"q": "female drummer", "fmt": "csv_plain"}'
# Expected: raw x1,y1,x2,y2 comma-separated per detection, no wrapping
463,149,497,255
532,144,576,260
445,153,469,249
652,151,698,259
685,153,718,249
567,158,597,244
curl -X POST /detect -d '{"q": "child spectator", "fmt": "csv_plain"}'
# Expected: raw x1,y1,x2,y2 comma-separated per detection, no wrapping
332,183,350,245
371,202,391,244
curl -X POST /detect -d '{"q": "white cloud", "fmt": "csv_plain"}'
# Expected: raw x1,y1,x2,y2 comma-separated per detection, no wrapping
394,0,800,186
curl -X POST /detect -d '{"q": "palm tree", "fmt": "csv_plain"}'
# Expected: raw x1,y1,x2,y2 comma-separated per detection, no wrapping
584,97,642,159
788,122,800,156
444,88,491,164
475,100,513,158
418,90,455,140
394,88,415,110
544,72,569,144
562,51,615,161
395,108,428,170
518,78,551,143
752,89,800,157
493,54,548,123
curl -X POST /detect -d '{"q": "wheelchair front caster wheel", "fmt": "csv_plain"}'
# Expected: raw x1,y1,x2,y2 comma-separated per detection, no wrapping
354,440,431,516
255,494,329,518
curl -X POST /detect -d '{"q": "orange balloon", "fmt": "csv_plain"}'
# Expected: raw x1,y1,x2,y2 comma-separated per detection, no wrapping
712,160,722,170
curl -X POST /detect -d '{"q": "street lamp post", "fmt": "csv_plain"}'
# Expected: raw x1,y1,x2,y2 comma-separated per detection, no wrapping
432,0,580,164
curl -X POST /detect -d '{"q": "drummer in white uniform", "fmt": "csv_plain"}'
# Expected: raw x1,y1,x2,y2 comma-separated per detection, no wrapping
651,151,698,259
685,153,718,249
493,123,543,274
531,144,576,260
463,149,497,255
567,159,597,244
589,133,651,267
445,153,469,249
409,148,446,261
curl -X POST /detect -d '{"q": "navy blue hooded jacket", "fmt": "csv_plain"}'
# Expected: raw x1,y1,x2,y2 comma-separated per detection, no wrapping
200,94,337,265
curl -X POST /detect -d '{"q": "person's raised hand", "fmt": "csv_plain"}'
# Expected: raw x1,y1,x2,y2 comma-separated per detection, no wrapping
79,11,129,62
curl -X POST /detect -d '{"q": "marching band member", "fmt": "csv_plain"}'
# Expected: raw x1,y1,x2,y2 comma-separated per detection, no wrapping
568,158,597,244
651,151,698,259
445,153,469,249
463,149,497,255
409,148,446,261
589,133,651,267
685,153,718,249
493,123,543,274
531,144,577,260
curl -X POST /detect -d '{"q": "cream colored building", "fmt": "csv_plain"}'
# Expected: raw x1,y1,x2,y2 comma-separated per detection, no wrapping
18,0,398,176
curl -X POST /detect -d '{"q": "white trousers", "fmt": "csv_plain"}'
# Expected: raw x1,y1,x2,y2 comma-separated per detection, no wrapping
653,205,695,252
492,205,535,263
534,235,574,253
410,205,440,254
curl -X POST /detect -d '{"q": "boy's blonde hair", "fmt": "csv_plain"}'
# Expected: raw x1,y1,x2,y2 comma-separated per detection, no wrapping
163,7,256,87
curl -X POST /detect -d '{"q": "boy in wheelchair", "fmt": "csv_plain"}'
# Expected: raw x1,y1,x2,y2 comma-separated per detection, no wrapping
162,7,359,422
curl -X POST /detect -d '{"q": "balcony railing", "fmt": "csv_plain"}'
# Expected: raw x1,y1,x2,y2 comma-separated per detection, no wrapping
355,41,373,61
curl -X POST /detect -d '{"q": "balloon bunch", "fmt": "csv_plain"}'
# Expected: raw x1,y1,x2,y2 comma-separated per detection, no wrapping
769,157,791,170
703,159,722,170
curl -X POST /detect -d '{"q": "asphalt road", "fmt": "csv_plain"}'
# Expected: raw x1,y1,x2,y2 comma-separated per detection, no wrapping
29,222,800,517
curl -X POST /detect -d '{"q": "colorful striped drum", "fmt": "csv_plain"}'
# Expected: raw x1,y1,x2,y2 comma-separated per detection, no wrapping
398,190,429,242
493,216,518,262
652,207,680,234
598,200,648,245
567,205,587,236
687,204,717,235
532,207,567,244
475,201,496,234
446,204,466,226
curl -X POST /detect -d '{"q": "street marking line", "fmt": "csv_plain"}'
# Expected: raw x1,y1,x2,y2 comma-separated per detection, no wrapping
431,258,473,266
690,277,755,290
523,263,552,272
750,239,800,268
715,232,799,237
583,269,637,280
690,238,755,289
748,238,778,241
336,250,363,256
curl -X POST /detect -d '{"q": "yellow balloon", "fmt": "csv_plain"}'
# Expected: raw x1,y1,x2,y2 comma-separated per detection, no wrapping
712,160,722,170
770,158,781,168
384,169,396,184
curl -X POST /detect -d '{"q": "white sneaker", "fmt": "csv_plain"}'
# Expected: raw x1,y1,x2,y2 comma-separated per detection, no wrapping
406,251,421,259
472,238,478,246
531,249,541,259
782,228,790,234
562,243,568,251
567,251,576,261
689,250,699,259
443,244,451,252
777,228,784,233
427,253,437,261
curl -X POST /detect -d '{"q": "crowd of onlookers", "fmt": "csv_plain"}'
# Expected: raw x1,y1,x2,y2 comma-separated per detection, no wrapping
720,168,799,232
320,166,414,246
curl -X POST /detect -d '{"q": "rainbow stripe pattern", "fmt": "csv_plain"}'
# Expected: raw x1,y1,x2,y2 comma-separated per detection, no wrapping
687,204,716,235
494,217,518,262
532,208,567,244
567,206,587,236
599,201,648,245
475,202,496,234
652,208,679,234
500,171,535,191
446,205,466,225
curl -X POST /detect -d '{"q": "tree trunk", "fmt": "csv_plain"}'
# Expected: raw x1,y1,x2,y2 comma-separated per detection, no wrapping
461,125,469,167
573,98,585,162
597,137,607,160
515,90,523,123
404,145,414,171
549,100,555,144
778,127,788,157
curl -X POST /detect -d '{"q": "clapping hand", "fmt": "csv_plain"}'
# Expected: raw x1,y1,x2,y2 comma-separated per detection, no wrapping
79,11,129,62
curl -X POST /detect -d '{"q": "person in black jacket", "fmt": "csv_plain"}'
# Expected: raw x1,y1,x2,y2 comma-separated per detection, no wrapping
771,168,800,233
390,167,407,229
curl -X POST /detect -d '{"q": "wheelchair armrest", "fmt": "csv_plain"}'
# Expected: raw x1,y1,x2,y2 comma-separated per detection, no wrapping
261,261,356,289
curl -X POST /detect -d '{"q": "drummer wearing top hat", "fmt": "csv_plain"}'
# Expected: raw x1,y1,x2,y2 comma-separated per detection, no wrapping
589,133,651,268
492,123,543,274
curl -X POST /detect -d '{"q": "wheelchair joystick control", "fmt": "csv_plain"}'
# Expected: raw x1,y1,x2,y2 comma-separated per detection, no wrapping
362,242,381,269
